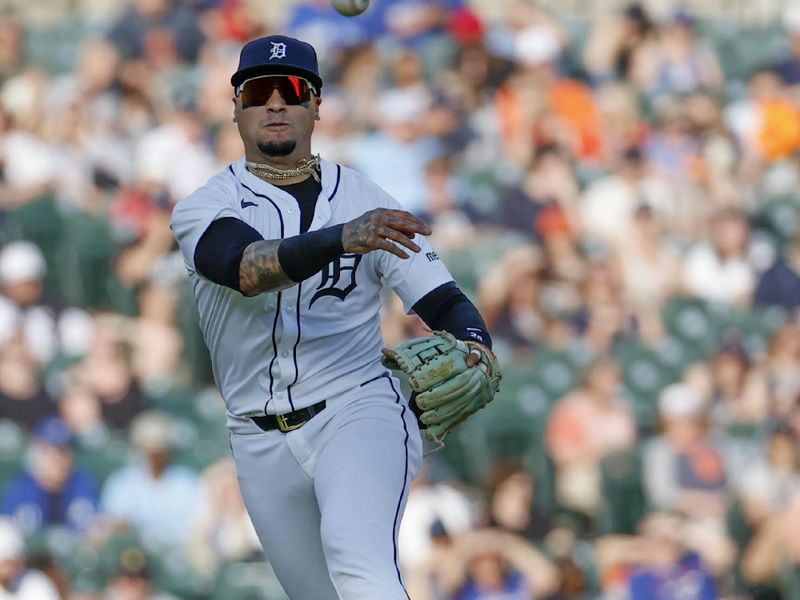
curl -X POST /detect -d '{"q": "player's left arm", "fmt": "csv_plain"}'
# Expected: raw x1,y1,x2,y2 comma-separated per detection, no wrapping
412,281,492,364
373,218,492,364
379,234,501,442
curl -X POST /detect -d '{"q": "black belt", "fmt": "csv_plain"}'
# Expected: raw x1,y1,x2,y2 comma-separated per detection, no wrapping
251,400,327,433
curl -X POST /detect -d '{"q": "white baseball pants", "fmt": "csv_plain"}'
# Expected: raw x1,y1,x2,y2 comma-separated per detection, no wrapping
229,375,422,600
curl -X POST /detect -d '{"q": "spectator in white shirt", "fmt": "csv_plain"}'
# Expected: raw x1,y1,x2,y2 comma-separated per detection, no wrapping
682,207,755,306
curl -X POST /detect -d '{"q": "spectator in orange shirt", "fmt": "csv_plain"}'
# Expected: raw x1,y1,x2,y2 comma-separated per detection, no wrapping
725,68,800,161
546,356,637,517
495,22,603,165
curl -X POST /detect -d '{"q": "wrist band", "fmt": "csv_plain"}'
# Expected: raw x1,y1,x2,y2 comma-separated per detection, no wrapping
278,224,345,282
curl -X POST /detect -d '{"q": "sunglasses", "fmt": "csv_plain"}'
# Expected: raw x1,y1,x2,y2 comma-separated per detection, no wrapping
235,75,317,109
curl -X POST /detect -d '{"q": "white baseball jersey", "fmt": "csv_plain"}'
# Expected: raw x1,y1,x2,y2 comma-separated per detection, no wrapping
171,157,453,426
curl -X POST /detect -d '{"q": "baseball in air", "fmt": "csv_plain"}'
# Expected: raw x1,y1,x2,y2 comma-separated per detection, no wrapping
332,0,370,17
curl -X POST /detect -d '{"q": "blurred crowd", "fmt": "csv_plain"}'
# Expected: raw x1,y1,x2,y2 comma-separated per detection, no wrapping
2,0,800,598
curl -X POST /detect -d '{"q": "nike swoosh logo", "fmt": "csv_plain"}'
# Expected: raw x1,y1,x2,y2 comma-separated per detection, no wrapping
241,198,258,209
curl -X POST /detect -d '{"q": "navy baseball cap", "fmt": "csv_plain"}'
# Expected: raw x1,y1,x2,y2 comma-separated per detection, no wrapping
34,416,73,448
231,35,322,94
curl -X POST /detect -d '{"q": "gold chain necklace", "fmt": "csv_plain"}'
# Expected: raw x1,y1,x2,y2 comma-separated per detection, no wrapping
246,154,321,183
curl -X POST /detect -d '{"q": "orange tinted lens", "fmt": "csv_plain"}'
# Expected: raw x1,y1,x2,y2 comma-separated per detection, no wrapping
240,76,312,108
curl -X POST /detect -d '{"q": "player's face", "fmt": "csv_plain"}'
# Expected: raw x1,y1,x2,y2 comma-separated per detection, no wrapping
233,75,321,163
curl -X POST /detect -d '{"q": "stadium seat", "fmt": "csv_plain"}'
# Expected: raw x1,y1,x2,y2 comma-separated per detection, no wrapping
439,230,531,297
146,385,230,470
529,449,559,518
5,195,65,297
725,496,761,597
598,447,647,535
531,348,580,399
651,335,697,380
704,22,787,86
65,543,105,596
25,525,79,572
213,560,290,600
105,275,140,316
57,211,118,309
662,296,720,357
176,281,215,385
192,387,228,424
74,429,131,485
24,18,89,75
750,227,783,271
626,390,661,438
707,302,777,359
0,420,28,490
618,347,669,397
614,341,676,434
757,194,799,244
438,248,479,294
146,384,203,421
175,419,230,471
442,360,553,485
780,563,800,600
149,546,214,599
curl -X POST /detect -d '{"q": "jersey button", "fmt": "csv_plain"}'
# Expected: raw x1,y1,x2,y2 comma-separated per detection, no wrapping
277,392,284,398
287,208,295,214
281,351,289,358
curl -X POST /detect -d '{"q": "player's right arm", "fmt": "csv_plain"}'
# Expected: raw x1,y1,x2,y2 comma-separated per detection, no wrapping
238,208,430,296
186,207,427,296
172,173,430,296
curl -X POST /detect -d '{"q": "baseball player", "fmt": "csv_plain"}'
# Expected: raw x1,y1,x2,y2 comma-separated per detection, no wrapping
171,35,498,599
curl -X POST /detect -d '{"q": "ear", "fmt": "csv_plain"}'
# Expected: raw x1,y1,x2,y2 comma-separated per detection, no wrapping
232,97,239,123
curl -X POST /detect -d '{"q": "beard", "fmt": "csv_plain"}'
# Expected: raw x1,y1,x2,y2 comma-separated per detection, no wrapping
257,140,296,157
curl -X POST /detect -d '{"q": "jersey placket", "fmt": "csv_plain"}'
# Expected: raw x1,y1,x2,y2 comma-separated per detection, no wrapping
272,194,303,413
262,172,334,414
271,286,301,412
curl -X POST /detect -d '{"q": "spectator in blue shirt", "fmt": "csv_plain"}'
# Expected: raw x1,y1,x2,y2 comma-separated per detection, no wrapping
1,417,99,535
450,529,560,600
380,0,465,48
105,0,206,62
100,411,204,551
285,0,385,53
754,231,800,313
629,512,718,600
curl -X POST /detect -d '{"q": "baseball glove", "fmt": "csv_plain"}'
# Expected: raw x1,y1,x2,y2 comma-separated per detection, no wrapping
381,331,502,443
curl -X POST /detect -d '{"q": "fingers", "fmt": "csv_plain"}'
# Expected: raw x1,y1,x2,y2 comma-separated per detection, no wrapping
343,209,432,257
376,239,410,260
380,209,431,236
381,226,421,253
372,211,429,259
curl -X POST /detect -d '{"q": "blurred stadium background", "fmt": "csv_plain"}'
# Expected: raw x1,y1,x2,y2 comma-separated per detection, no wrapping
1,0,800,598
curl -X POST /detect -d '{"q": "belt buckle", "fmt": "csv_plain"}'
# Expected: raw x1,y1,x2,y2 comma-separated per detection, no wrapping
276,413,303,433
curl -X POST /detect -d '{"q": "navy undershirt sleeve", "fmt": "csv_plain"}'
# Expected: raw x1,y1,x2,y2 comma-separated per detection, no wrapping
194,217,263,292
412,281,492,348
277,225,345,283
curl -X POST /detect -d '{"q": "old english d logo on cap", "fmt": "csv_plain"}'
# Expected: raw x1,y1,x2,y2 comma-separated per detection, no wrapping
231,35,322,93
269,42,287,60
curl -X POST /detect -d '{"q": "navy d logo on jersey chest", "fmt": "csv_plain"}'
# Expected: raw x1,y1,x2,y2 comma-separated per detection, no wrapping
309,253,362,307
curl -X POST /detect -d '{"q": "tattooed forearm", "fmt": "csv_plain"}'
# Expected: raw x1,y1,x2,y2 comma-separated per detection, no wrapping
238,208,432,295
239,240,295,296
